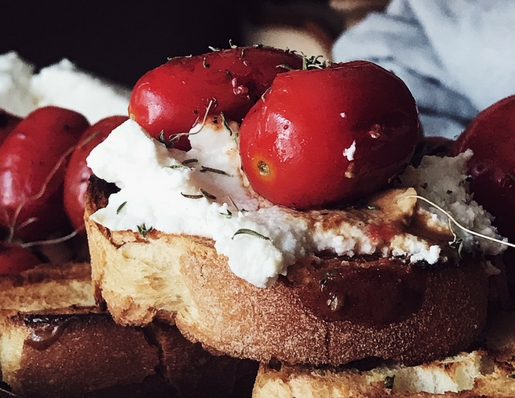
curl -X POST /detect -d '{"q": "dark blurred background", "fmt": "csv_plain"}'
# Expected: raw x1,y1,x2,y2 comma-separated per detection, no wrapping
0,1,246,87
0,1,387,88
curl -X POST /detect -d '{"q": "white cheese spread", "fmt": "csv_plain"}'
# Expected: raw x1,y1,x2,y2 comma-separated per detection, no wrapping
87,117,506,288
0,52,130,122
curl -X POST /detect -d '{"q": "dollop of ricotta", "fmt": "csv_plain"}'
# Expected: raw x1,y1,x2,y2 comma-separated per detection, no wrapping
88,119,505,288
397,150,506,256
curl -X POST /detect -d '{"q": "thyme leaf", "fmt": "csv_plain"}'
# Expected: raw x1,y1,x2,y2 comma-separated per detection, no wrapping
169,158,198,170
169,164,190,170
181,192,204,199
200,188,217,200
116,201,127,214
220,112,232,134
220,208,232,218
181,188,217,201
137,223,153,237
182,158,199,166
200,166,230,176
232,228,271,241
384,376,395,389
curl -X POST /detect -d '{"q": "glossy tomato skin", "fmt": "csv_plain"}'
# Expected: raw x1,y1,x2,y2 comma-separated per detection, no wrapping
64,115,128,233
0,108,22,147
129,46,303,150
0,106,90,241
239,61,420,209
0,242,41,275
454,95,515,244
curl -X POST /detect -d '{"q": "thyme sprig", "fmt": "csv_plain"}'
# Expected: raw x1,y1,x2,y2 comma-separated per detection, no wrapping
189,99,216,135
158,100,216,148
402,195,515,249
302,54,330,70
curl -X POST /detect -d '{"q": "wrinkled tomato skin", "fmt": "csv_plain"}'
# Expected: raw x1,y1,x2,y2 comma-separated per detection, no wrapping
239,61,420,209
64,115,128,233
0,106,90,241
0,108,22,147
454,95,515,244
0,242,41,275
129,46,303,150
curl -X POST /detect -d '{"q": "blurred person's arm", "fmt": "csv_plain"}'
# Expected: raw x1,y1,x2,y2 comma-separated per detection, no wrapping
333,0,515,138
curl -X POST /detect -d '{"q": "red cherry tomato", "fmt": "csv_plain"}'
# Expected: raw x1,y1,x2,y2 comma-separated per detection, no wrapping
0,108,22,147
129,46,303,150
0,242,41,275
0,106,90,241
454,95,515,243
64,115,128,233
239,61,420,209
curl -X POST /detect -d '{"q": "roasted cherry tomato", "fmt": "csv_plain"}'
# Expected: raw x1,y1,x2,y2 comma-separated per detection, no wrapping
239,61,420,209
0,108,22,147
0,106,89,241
0,242,41,275
454,95,515,244
129,46,303,150
64,115,128,233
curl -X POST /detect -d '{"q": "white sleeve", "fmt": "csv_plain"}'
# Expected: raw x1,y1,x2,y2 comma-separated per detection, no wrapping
332,0,515,139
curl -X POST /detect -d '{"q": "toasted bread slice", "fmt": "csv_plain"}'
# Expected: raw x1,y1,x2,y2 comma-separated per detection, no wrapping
85,177,490,367
0,262,257,397
252,310,515,397
1,310,160,397
0,262,94,316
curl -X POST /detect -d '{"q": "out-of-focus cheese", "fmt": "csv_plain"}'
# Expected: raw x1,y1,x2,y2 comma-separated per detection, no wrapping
0,52,130,123
0,52,36,116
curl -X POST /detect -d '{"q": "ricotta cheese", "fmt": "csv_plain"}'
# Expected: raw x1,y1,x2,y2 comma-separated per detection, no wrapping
397,151,505,256
0,52,130,122
87,117,504,288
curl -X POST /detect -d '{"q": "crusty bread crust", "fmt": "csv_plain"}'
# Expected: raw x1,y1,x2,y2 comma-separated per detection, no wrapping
252,310,515,398
86,177,489,366
1,311,160,397
0,261,258,397
0,262,94,316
